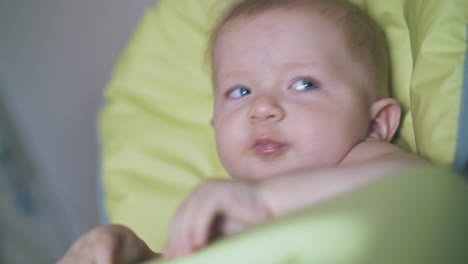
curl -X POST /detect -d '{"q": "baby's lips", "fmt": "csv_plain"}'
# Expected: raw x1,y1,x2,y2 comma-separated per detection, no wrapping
252,138,287,155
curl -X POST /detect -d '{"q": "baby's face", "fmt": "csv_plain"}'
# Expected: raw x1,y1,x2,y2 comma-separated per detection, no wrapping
212,9,373,180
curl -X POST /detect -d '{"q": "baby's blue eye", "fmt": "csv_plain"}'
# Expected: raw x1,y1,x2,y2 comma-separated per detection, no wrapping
291,79,319,91
227,87,251,98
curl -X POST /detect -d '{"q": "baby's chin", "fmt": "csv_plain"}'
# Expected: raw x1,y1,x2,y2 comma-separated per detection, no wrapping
229,165,311,181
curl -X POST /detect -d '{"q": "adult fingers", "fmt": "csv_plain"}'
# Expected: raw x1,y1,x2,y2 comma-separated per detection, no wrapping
58,224,158,264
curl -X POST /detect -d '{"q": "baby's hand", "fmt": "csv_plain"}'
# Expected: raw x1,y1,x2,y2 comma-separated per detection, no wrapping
164,179,272,258
57,224,159,264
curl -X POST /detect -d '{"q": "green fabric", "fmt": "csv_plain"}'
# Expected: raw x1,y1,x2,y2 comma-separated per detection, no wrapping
100,0,227,249
455,27,468,174
100,0,468,251
351,0,467,165
146,166,468,264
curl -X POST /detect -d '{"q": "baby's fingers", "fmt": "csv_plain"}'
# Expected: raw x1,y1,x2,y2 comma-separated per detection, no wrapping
190,191,224,248
191,183,267,248
165,187,211,258
164,202,191,258
221,218,245,236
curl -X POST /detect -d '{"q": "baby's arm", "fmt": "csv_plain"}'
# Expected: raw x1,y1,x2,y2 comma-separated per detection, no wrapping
164,142,423,258
258,141,424,216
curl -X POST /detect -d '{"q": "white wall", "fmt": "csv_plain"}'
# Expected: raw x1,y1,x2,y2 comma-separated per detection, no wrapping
0,0,156,250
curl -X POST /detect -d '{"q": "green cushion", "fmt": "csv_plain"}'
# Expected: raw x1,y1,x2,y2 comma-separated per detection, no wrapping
145,166,468,264
100,0,468,250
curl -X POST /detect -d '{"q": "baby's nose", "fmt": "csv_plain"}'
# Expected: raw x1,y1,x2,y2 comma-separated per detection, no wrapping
248,96,285,123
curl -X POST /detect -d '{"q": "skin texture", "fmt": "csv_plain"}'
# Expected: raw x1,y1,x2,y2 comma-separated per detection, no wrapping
164,9,413,258
212,8,377,181
57,225,159,264
58,5,422,264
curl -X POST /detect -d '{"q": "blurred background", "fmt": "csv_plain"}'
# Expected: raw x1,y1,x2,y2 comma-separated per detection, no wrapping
0,0,156,262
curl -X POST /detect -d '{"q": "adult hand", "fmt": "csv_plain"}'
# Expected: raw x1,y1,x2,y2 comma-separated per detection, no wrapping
164,179,272,258
57,224,159,264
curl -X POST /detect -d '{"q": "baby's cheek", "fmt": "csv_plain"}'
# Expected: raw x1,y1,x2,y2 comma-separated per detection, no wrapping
295,122,347,165
215,132,239,167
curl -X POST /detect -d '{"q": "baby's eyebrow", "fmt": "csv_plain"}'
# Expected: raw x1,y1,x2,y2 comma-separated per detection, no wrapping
281,62,313,69
218,69,252,81
215,70,254,90
280,61,324,72
284,60,336,77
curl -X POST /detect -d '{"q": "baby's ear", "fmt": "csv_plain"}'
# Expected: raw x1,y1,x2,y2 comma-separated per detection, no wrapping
367,98,401,142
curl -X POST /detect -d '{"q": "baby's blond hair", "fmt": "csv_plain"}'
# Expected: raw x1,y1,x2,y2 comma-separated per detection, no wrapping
210,0,390,99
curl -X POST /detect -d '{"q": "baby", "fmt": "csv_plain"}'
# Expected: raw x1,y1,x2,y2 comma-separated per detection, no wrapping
59,0,423,263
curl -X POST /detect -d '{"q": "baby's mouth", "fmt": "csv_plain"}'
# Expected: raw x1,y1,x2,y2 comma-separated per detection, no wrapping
251,138,287,156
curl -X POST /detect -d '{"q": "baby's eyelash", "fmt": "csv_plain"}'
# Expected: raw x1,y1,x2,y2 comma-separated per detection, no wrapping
289,77,321,91
225,86,251,98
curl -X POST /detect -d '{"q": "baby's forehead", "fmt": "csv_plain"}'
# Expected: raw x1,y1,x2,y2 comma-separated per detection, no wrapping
214,8,355,59
213,10,352,66
222,7,336,31
210,4,387,99
219,2,356,33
